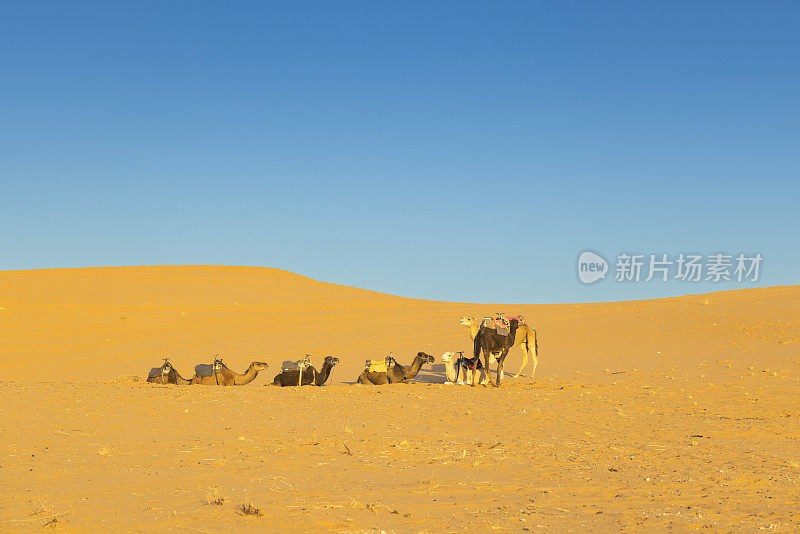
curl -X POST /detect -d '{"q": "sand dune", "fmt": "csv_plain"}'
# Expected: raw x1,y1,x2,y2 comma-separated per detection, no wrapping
2,265,798,382
1,266,798,531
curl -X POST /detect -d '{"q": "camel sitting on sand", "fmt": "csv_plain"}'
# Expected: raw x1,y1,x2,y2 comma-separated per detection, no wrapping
440,352,487,386
460,316,539,378
146,358,191,385
357,352,434,385
272,356,340,386
190,360,269,386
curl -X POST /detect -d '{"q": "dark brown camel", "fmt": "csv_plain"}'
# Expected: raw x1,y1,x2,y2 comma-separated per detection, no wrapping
357,352,434,385
474,318,519,387
272,356,340,386
146,359,191,385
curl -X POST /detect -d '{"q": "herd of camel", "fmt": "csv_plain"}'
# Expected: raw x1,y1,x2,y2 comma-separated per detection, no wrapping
146,315,539,388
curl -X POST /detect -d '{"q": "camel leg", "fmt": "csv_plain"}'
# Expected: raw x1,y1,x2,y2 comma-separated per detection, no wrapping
513,341,529,379
483,350,495,387
496,349,510,387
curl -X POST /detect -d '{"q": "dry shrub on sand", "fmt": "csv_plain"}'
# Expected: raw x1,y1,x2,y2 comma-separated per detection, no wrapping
206,488,225,506
109,375,142,384
237,503,262,517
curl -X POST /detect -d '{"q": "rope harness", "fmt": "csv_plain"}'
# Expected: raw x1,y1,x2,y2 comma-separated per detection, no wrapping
297,354,312,386
160,358,171,385
212,357,225,385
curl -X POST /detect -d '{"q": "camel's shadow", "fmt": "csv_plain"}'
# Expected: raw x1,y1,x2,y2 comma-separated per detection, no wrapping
339,364,523,386
412,363,525,384
411,363,448,384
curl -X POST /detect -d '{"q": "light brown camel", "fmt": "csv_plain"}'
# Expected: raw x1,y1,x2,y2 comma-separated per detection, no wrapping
190,360,269,385
146,359,191,385
357,352,434,385
459,317,539,378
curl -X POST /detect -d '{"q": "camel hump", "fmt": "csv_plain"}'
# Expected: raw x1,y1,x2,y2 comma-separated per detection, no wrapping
148,366,167,379
281,356,311,372
194,363,225,377
281,359,308,371
365,359,388,373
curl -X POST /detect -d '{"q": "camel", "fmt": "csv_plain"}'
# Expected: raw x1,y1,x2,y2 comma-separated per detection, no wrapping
474,318,519,387
277,355,313,386
460,316,539,378
272,356,340,386
146,358,191,384
440,352,487,386
190,360,269,385
357,352,434,385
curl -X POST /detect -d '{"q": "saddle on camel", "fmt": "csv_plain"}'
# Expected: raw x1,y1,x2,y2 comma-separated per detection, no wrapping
279,354,313,386
194,357,228,385
454,351,484,381
147,358,176,384
363,354,395,374
481,313,525,336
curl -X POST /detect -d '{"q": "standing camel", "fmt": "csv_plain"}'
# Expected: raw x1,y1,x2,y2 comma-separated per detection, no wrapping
357,352,434,385
146,359,191,385
460,316,539,378
190,360,269,385
474,318,518,387
272,356,340,386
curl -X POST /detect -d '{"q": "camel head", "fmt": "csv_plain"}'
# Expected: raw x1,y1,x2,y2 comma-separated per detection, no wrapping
440,352,455,363
416,352,435,364
459,316,477,327
249,361,269,372
324,356,340,366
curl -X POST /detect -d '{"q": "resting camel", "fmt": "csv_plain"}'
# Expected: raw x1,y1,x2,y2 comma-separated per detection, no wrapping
474,318,518,387
272,356,339,386
190,360,269,386
357,352,434,385
146,359,192,384
460,316,539,378
440,352,487,386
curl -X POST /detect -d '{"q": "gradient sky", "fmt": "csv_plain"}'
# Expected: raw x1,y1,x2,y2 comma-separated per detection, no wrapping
2,1,798,303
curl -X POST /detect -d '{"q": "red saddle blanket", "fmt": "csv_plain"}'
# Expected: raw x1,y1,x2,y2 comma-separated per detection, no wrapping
482,316,525,329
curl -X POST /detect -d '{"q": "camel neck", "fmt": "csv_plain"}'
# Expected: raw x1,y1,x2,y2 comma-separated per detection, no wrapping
444,358,459,383
467,323,480,340
403,357,424,379
315,362,333,385
233,365,258,386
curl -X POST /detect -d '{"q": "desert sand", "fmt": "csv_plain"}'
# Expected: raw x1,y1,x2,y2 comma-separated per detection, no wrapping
0,265,798,532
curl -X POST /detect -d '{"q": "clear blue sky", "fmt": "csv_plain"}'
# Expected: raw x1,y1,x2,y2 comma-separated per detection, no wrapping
2,1,798,303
